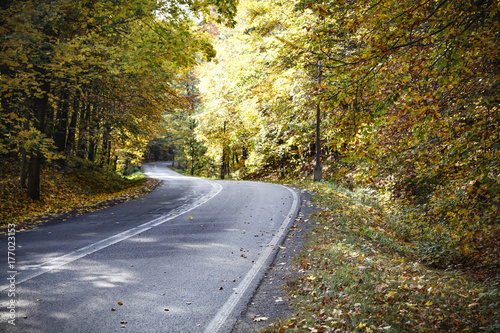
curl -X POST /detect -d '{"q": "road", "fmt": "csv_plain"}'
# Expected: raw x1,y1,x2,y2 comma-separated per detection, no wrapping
0,162,299,333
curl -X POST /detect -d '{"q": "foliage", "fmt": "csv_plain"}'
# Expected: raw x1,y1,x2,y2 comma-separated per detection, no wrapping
196,0,320,178
194,0,499,270
291,0,500,235
143,71,211,176
0,0,237,199
0,158,158,228
263,182,499,332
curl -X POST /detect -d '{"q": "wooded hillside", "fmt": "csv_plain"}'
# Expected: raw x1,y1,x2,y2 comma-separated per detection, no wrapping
191,0,499,269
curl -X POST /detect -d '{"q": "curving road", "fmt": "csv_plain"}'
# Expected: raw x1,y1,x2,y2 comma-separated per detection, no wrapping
0,162,299,333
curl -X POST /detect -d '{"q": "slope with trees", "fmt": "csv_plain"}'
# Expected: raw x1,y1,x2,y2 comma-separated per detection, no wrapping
0,0,237,200
196,0,499,283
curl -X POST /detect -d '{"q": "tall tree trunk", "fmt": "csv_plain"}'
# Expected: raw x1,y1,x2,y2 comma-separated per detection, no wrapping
191,141,195,176
101,124,111,166
27,151,43,200
20,148,28,188
53,91,69,152
66,98,79,156
107,141,112,166
27,81,50,200
20,107,30,187
76,102,88,159
87,106,96,162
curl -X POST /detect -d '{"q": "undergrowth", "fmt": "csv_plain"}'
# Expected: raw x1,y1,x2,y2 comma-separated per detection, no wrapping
0,158,157,229
264,182,499,332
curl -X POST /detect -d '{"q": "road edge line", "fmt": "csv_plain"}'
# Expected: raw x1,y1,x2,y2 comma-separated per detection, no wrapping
204,185,300,333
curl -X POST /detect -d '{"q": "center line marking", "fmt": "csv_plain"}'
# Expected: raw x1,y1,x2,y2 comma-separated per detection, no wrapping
0,178,222,292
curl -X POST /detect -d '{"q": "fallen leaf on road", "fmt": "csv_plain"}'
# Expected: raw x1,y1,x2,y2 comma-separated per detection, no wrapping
118,302,124,305
253,316,269,322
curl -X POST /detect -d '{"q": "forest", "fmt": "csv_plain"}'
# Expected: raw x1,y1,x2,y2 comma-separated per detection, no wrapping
1,0,499,331
0,0,237,201
172,0,499,276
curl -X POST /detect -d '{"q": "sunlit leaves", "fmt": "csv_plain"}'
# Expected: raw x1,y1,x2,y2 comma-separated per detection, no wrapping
196,0,320,176
0,0,238,198
289,0,500,247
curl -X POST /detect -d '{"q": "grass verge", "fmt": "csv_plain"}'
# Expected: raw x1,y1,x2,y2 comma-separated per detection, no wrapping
0,159,159,230
264,182,499,332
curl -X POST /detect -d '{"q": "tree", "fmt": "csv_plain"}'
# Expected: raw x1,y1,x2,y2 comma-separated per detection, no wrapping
0,0,238,199
196,0,321,178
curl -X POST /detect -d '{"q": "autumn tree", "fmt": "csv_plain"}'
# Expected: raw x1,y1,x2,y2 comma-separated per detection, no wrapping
0,0,237,199
197,0,322,178
293,0,499,222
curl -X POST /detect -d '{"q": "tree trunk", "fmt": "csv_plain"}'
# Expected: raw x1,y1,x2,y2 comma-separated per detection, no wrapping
87,107,96,162
27,152,43,200
20,107,30,187
66,98,79,156
53,91,69,152
101,124,111,166
20,148,28,188
76,102,88,159
27,81,50,200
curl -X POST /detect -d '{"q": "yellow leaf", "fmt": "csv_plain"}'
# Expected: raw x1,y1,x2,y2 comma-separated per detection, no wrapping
386,291,397,299
189,215,193,219
359,322,367,329
425,301,432,306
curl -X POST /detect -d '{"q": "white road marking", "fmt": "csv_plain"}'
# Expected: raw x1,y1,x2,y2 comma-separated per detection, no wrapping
204,185,299,333
0,179,222,292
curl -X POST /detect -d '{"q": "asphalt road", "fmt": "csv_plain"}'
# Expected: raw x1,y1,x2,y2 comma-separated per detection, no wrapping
0,162,299,333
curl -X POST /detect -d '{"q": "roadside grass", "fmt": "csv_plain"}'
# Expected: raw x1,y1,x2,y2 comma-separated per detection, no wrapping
0,158,158,229
264,182,499,332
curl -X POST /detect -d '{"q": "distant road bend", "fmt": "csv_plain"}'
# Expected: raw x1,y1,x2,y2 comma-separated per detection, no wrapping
0,162,299,333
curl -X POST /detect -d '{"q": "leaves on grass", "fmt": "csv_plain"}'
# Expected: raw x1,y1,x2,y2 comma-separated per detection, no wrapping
0,160,159,230
263,183,499,333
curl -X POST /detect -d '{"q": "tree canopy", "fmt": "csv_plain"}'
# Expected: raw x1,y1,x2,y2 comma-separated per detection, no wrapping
194,0,499,267
0,0,237,199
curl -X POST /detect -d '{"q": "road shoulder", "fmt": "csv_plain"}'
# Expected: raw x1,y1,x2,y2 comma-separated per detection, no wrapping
231,189,316,333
